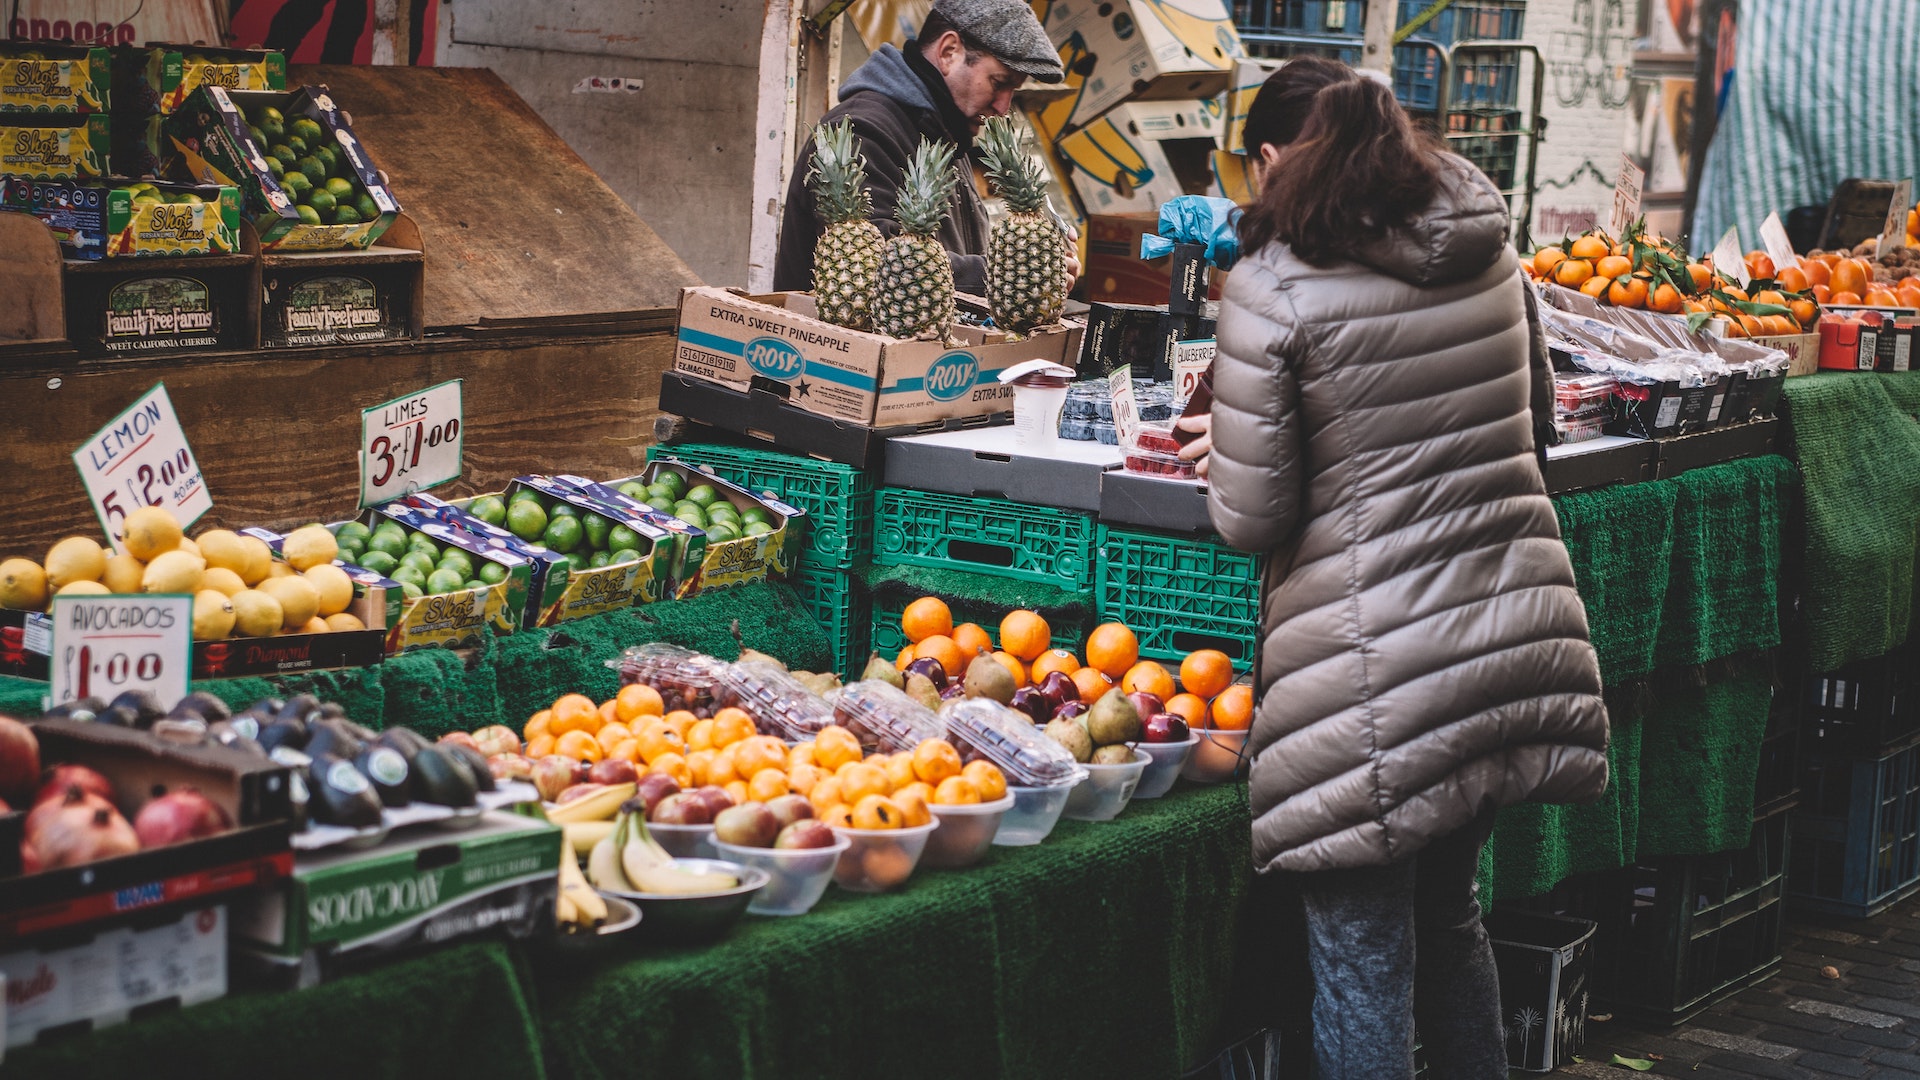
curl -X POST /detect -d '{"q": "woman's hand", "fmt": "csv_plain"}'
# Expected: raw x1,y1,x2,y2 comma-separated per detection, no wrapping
1176,413,1212,478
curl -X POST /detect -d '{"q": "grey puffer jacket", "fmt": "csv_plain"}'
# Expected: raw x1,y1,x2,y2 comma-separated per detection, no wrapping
1208,155,1609,874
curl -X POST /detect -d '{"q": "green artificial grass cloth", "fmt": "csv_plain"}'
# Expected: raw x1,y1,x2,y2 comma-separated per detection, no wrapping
1552,476,1678,684
1783,373,1920,670
534,782,1252,1080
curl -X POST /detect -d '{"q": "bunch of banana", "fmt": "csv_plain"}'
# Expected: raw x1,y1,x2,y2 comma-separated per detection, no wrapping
555,849,608,931
588,800,739,895
545,782,635,825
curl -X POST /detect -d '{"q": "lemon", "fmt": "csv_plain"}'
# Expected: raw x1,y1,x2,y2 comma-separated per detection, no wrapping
102,554,146,593
258,575,319,628
44,536,107,588
238,536,274,585
192,589,235,640
201,566,246,597
230,589,283,637
176,536,202,559
301,616,329,635
55,580,111,596
303,563,354,617
0,557,49,611
142,549,205,593
268,561,295,578
325,612,367,632
282,525,339,571
195,529,250,574
123,506,183,561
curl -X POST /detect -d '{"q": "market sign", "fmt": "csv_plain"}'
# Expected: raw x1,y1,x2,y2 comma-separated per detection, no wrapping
1608,153,1645,238
71,381,212,554
1879,179,1914,254
1712,226,1750,289
47,592,192,709
1109,365,1140,447
1759,212,1798,274
359,379,464,508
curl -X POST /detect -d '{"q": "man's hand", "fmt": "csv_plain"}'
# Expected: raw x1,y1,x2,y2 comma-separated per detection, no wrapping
1175,413,1212,478
1062,241,1081,294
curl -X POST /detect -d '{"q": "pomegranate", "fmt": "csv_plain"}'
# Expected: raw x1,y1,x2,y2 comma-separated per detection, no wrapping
0,716,40,805
133,788,231,848
26,787,139,869
35,764,114,809
19,840,41,874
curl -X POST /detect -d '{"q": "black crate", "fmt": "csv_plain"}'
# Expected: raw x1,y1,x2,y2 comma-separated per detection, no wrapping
1754,669,1803,820
1789,744,1920,918
1802,640,1920,756
1484,910,1595,1071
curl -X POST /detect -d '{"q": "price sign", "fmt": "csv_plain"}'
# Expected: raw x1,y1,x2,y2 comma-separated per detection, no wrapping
1609,153,1646,237
1172,340,1216,404
1712,226,1750,289
47,593,192,710
72,383,212,555
1759,212,1799,274
1109,366,1140,446
1878,179,1914,255
360,380,464,508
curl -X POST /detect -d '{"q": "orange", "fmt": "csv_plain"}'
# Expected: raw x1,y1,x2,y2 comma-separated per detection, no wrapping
894,780,935,808
1210,685,1254,730
523,709,552,743
884,753,918,792
747,767,790,802
650,752,692,789
595,721,633,756
851,794,905,829
610,738,642,764
1831,291,1862,307
1867,287,1900,307
892,786,933,827
1798,257,1830,288
1580,276,1610,299
1776,265,1809,293
1553,259,1594,288
1069,666,1114,702
1737,313,1765,337
1120,660,1176,701
1568,234,1609,260
636,721,688,765
1832,258,1870,298
548,693,599,736
835,759,865,779
809,776,848,814
1790,298,1819,327
1531,246,1567,276
1594,254,1631,280
1086,622,1140,679
1903,277,1920,292
840,762,890,804
1685,263,1713,291
1813,284,1833,304
661,713,694,741
1165,693,1210,726
733,734,789,779
1745,251,1775,281
999,609,1052,662
1752,289,1787,308
911,738,964,785
992,651,1029,688
787,761,827,796
685,748,716,787
615,682,664,723
788,741,817,769
895,646,914,671
961,760,1006,801
902,596,954,644
933,776,982,805
554,729,603,764
707,744,740,786
1647,282,1684,314
1899,285,1920,310
1607,275,1649,309
1179,649,1235,698
952,622,995,659
686,718,716,752
1029,648,1080,682
913,634,965,680
814,724,864,772
526,733,555,759
1722,285,1749,302
711,707,756,748
724,780,749,806
598,700,619,727
820,803,855,829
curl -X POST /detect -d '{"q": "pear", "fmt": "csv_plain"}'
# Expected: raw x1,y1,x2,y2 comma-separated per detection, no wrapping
962,649,1016,704
1044,717,1093,762
1091,743,1136,765
861,651,905,690
737,647,786,670
1087,689,1143,747
905,672,942,712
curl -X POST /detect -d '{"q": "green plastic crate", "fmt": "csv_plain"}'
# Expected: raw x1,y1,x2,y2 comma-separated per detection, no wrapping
793,563,870,679
648,442,873,569
868,588,1088,665
873,488,1096,590
1096,526,1263,668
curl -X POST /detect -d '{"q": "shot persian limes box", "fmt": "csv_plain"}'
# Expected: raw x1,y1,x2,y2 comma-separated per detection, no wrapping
394,492,571,632
6,177,243,259
0,42,111,114
0,113,108,179
112,44,286,178
603,460,807,597
350,504,534,652
162,83,400,252
549,472,711,596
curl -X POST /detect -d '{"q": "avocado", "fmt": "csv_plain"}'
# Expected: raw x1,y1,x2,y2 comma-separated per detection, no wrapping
249,696,286,717
304,718,365,761
355,745,412,807
410,746,478,807
443,743,496,793
169,690,232,724
98,705,140,727
374,726,430,762
276,693,324,726
206,721,267,758
110,689,166,728
308,754,384,828
42,696,105,723
257,717,309,753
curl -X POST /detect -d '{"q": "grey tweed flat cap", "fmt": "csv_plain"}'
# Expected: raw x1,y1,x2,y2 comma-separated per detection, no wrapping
929,0,1066,82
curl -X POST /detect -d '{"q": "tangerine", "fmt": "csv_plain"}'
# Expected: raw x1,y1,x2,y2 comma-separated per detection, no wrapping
1594,254,1631,280
524,709,552,743
1831,290,1862,306
747,767,790,802
892,787,933,827
724,780,749,806
814,724,864,771
548,693,599,736
610,738,641,764
863,844,914,887
809,776,848,814
1790,298,1819,326
1553,258,1594,288
787,761,827,796
1867,287,1901,307
733,734,789,778
992,651,1029,688
840,762,891,803
851,794,906,829
952,622,995,658
1798,258,1830,288
1607,275,1650,308
1121,660,1176,701
1568,234,1609,260
913,634,965,680
707,744,740,786
711,708,756,748
934,776,982,805
614,682,664,722
820,803,855,829
1776,265,1809,293
526,733,555,759
1647,282,1684,314
1744,251,1775,281
788,741,817,769
598,700,619,727
894,780,936,807
636,721,689,765
1069,666,1114,702
1030,648,1080,682
999,609,1052,662
1211,685,1254,730
902,596,954,643
1179,649,1235,698
1899,285,1920,309
1832,258,1870,298
1812,284,1833,304
595,721,633,756
1086,622,1140,678
650,752,692,789
961,760,1007,801
686,718,716,752
1579,276,1610,299
896,646,914,671
1165,693,1210,726
1753,289,1787,308
554,729,603,763
884,753,918,791
686,748,716,787
1531,246,1567,276
911,738,964,785
1685,263,1713,291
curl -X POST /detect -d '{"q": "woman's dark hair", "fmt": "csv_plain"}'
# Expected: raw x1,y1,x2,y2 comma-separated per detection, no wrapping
1237,61,1445,267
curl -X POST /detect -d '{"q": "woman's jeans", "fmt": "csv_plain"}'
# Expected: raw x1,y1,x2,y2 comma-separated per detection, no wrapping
1295,811,1506,1080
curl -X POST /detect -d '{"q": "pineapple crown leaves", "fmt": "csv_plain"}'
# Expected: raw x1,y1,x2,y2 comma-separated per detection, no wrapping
806,118,872,227
978,117,1050,215
892,137,959,240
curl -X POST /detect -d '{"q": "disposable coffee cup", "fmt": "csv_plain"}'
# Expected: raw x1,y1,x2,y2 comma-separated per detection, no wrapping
998,360,1076,452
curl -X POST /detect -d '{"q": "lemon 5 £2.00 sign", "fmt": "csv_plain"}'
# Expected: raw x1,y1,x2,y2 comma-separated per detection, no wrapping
72,382,212,555
47,593,192,710
360,379,463,508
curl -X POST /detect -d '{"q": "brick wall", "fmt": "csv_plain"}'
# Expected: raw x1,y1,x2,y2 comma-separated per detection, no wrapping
1519,0,1635,243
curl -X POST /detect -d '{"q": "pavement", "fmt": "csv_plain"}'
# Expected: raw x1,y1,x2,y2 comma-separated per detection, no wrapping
1556,895,1920,1078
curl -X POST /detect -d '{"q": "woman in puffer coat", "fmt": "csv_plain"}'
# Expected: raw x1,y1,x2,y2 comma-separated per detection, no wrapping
1176,59,1610,1079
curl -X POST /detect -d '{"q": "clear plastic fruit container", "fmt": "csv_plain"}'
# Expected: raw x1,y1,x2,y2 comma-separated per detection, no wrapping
1123,447,1198,479
1132,422,1183,455
1132,735,1200,799
940,697,1086,788
715,659,837,741
646,821,716,859
921,794,1016,869
1554,373,1617,413
712,835,850,916
609,643,725,715
1180,727,1251,783
833,680,947,753
830,821,938,893
993,779,1084,846
1062,748,1149,821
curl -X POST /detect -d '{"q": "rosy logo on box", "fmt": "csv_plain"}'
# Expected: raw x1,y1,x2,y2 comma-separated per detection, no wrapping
745,336,804,382
925,351,980,401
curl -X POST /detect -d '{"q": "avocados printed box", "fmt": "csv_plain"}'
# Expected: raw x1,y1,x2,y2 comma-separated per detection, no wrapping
358,504,530,652
673,287,1072,428
0,42,112,113
0,113,108,179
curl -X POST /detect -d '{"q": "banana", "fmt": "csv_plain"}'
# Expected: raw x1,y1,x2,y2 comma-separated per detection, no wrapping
587,824,634,892
546,781,637,825
557,850,608,925
564,821,616,858
621,811,738,895
556,888,579,927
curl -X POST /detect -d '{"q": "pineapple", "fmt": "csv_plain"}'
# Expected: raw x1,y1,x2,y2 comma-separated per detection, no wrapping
806,119,885,331
874,138,959,341
978,117,1067,334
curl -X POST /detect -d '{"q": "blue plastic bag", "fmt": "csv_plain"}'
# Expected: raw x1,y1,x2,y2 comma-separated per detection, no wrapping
1138,196,1242,270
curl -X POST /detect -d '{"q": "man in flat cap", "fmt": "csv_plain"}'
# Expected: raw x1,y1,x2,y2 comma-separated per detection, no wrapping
774,0,1079,300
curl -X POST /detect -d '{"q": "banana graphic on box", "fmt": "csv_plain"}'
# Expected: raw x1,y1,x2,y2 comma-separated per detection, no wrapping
1140,0,1246,65
1058,113,1154,196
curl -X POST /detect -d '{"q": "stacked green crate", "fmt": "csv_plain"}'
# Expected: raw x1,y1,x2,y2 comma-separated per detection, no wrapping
1095,525,1264,669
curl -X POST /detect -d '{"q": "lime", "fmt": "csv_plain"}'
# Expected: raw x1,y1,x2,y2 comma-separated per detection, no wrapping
407,535,441,559
269,143,297,168
295,204,322,226
684,484,719,508
318,146,345,179
744,520,774,537
324,177,355,200
297,156,326,186
705,523,739,543
547,502,579,520
588,551,610,569
739,506,770,526
609,548,641,565
373,520,406,540
426,568,466,595
438,552,475,579
330,204,363,226
356,549,399,575
542,515,582,554
509,488,543,505
248,125,268,148
464,579,488,592
399,551,436,576
673,506,707,528
258,107,286,142
291,117,324,145
505,500,547,542
476,561,508,586
647,485,678,506
467,495,506,526
607,524,640,552
279,171,312,200
618,481,649,500
366,531,406,559
264,154,285,179
581,512,613,551
399,581,423,601
285,134,308,157
390,565,427,589
356,193,380,221
306,188,337,214
655,471,687,495
705,504,740,523
337,521,372,544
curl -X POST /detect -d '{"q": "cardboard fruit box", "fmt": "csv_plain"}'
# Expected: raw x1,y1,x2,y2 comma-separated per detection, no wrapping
113,44,286,117
0,113,108,179
674,287,1072,428
1,903,227,1050
218,526,396,680
163,84,401,252
0,42,112,114
355,503,536,651
4,177,244,260
609,460,807,597
395,492,572,632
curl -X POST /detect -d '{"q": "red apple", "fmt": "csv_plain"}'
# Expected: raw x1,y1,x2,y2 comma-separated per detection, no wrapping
650,791,712,825
587,758,639,786
34,764,114,809
692,785,736,816
714,802,780,848
1142,712,1191,744
132,788,231,847
487,754,533,782
1126,692,1165,724
634,772,681,815
1037,670,1079,708
765,793,814,829
774,819,837,849
469,724,521,757
438,731,481,753
530,755,579,803
1052,700,1089,724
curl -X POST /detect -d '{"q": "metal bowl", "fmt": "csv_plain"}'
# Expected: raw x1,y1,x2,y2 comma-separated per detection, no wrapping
604,859,769,944
546,893,643,957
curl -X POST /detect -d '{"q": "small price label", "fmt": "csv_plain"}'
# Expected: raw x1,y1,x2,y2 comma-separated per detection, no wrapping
1879,179,1913,255
1109,367,1140,446
360,380,464,508
71,382,211,555
48,593,192,710
1759,212,1799,273
1712,226,1750,289
1609,153,1645,237
1172,340,1216,404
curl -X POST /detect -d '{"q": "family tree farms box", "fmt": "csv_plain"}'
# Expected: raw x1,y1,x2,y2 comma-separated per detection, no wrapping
674,288,1072,427
1,904,227,1049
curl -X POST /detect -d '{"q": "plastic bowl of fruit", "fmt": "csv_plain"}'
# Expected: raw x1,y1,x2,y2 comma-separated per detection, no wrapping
605,859,769,943
712,835,851,916
1062,748,1149,821
548,893,643,958
993,773,1086,846
922,794,1016,869
1181,728,1251,784
831,821,938,893
1133,735,1200,799
647,821,717,859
